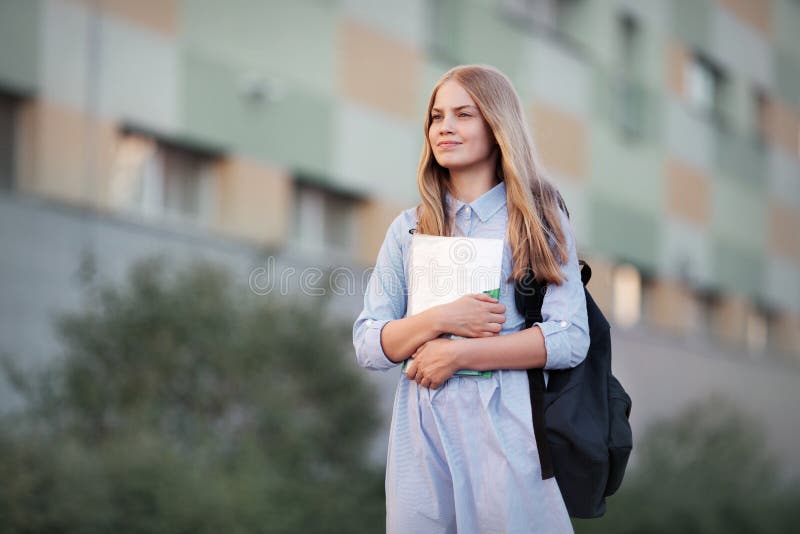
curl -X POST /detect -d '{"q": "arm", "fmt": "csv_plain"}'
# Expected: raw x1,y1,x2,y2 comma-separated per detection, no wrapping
379,307,443,362
453,325,547,370
353,212,450,368
406,207,589,387
382,293,506,361
456,207,589,371
353,214,409,371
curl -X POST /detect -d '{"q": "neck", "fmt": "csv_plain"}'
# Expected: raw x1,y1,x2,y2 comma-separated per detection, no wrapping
447,155,500,204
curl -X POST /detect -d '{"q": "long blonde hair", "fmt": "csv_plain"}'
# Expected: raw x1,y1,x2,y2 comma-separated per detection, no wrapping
416,64,571,285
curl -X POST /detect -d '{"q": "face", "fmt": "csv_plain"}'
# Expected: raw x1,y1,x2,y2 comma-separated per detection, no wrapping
428,81,497,173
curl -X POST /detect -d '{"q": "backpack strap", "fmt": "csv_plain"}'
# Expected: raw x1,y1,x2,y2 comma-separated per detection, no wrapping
579,259,591,286
518,269,555,479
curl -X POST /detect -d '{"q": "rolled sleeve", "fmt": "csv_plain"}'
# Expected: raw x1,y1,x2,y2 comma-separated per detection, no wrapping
534,209,590,371
352,213,408,371
353,317,396,371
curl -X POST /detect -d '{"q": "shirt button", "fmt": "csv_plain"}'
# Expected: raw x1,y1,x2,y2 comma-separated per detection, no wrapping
560,321,568,328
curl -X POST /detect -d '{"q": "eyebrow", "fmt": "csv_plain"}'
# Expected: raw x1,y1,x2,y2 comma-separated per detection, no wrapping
430,105,477,113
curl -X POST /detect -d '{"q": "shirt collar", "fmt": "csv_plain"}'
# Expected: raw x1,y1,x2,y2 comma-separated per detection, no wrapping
445,180,507,223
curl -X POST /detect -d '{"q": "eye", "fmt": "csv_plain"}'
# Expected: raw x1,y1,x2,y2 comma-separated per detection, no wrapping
431,114,442,121
459,113,471,118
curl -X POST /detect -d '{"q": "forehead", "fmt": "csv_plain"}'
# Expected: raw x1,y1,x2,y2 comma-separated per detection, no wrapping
432,81,476,108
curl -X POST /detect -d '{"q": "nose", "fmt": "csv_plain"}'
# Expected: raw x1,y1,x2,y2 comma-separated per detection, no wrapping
439,113,456,134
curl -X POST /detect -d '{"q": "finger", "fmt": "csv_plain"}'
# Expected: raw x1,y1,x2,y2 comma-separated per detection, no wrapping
488,313,506,324
478,323,501,334
488,303,506,314
421,377,432,388
405,359,417,379
472,292,498,303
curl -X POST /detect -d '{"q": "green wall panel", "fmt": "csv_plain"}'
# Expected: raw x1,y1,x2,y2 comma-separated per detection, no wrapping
180,49,333,177
590,194,659,272
714,127,768,188
774,47,800,108
430,0,526,79
0,0,40,94
712,238,765,298
180,0,337,95
774,0,800,72
589,122,665,215
711,177,766,252
671,0,712,52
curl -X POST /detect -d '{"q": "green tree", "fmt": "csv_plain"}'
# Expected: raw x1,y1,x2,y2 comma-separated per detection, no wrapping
574,395,800,534
0,256,384,533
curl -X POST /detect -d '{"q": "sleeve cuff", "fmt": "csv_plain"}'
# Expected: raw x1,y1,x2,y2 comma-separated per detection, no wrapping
360,319,401,371
535,319,586,371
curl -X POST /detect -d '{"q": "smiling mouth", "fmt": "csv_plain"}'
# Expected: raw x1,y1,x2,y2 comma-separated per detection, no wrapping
438,142,461,147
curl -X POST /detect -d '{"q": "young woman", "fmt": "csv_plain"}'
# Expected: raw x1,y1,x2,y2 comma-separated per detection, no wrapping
353,64,589,533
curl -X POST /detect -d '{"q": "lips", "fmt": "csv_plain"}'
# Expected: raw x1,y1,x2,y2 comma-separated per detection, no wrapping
437,141,461,147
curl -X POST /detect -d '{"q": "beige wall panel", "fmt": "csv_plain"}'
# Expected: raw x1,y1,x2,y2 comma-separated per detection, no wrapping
768,199,800,264
716,0,773,38
214,158,292,247
771,311,800,359
338,18,421,121
767,97,800,155
71,0,177,35
666,41,688,99
583,254,614,318
530,102,587,181
18,100,116,210
356,200,408,267
710,294,749,348
645,279,702,337
665,158,711,226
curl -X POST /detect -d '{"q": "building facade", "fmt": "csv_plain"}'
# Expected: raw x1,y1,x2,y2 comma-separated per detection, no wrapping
1,0,800,472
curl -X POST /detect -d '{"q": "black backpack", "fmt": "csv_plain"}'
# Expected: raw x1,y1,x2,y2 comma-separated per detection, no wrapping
515,259,633,519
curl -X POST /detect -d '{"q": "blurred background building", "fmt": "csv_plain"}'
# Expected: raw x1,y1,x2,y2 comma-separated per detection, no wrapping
1,0,799,475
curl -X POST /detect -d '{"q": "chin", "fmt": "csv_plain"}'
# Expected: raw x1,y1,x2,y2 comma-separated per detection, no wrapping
435,157,461,168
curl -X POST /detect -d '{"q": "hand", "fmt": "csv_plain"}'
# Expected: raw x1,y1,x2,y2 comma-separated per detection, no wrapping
435,293,506,338
405,338,459,389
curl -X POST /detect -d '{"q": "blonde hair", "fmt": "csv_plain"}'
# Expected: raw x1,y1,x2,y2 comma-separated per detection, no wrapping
416,64,571,285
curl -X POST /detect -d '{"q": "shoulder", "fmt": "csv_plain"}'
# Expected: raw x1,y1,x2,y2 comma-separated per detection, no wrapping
542,204,572,246
556,204,572,236
386,205,419,236
380,205,419,252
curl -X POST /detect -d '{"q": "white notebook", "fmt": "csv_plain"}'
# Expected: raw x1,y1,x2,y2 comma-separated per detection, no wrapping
403,234,504,377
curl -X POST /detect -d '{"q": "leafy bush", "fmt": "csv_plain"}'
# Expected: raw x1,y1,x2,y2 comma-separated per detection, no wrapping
574,395,800,534
0,256,384,533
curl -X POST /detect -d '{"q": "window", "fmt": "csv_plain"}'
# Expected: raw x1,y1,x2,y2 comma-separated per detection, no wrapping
753,88,768,139
110,130,217,224
615,10,645,140
553,0,583,43
612,263,642,328
292,179,359,257
500,0,584,50
618,11,640,71
686,53,728,127
0,91,21,191
500,0,550,31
